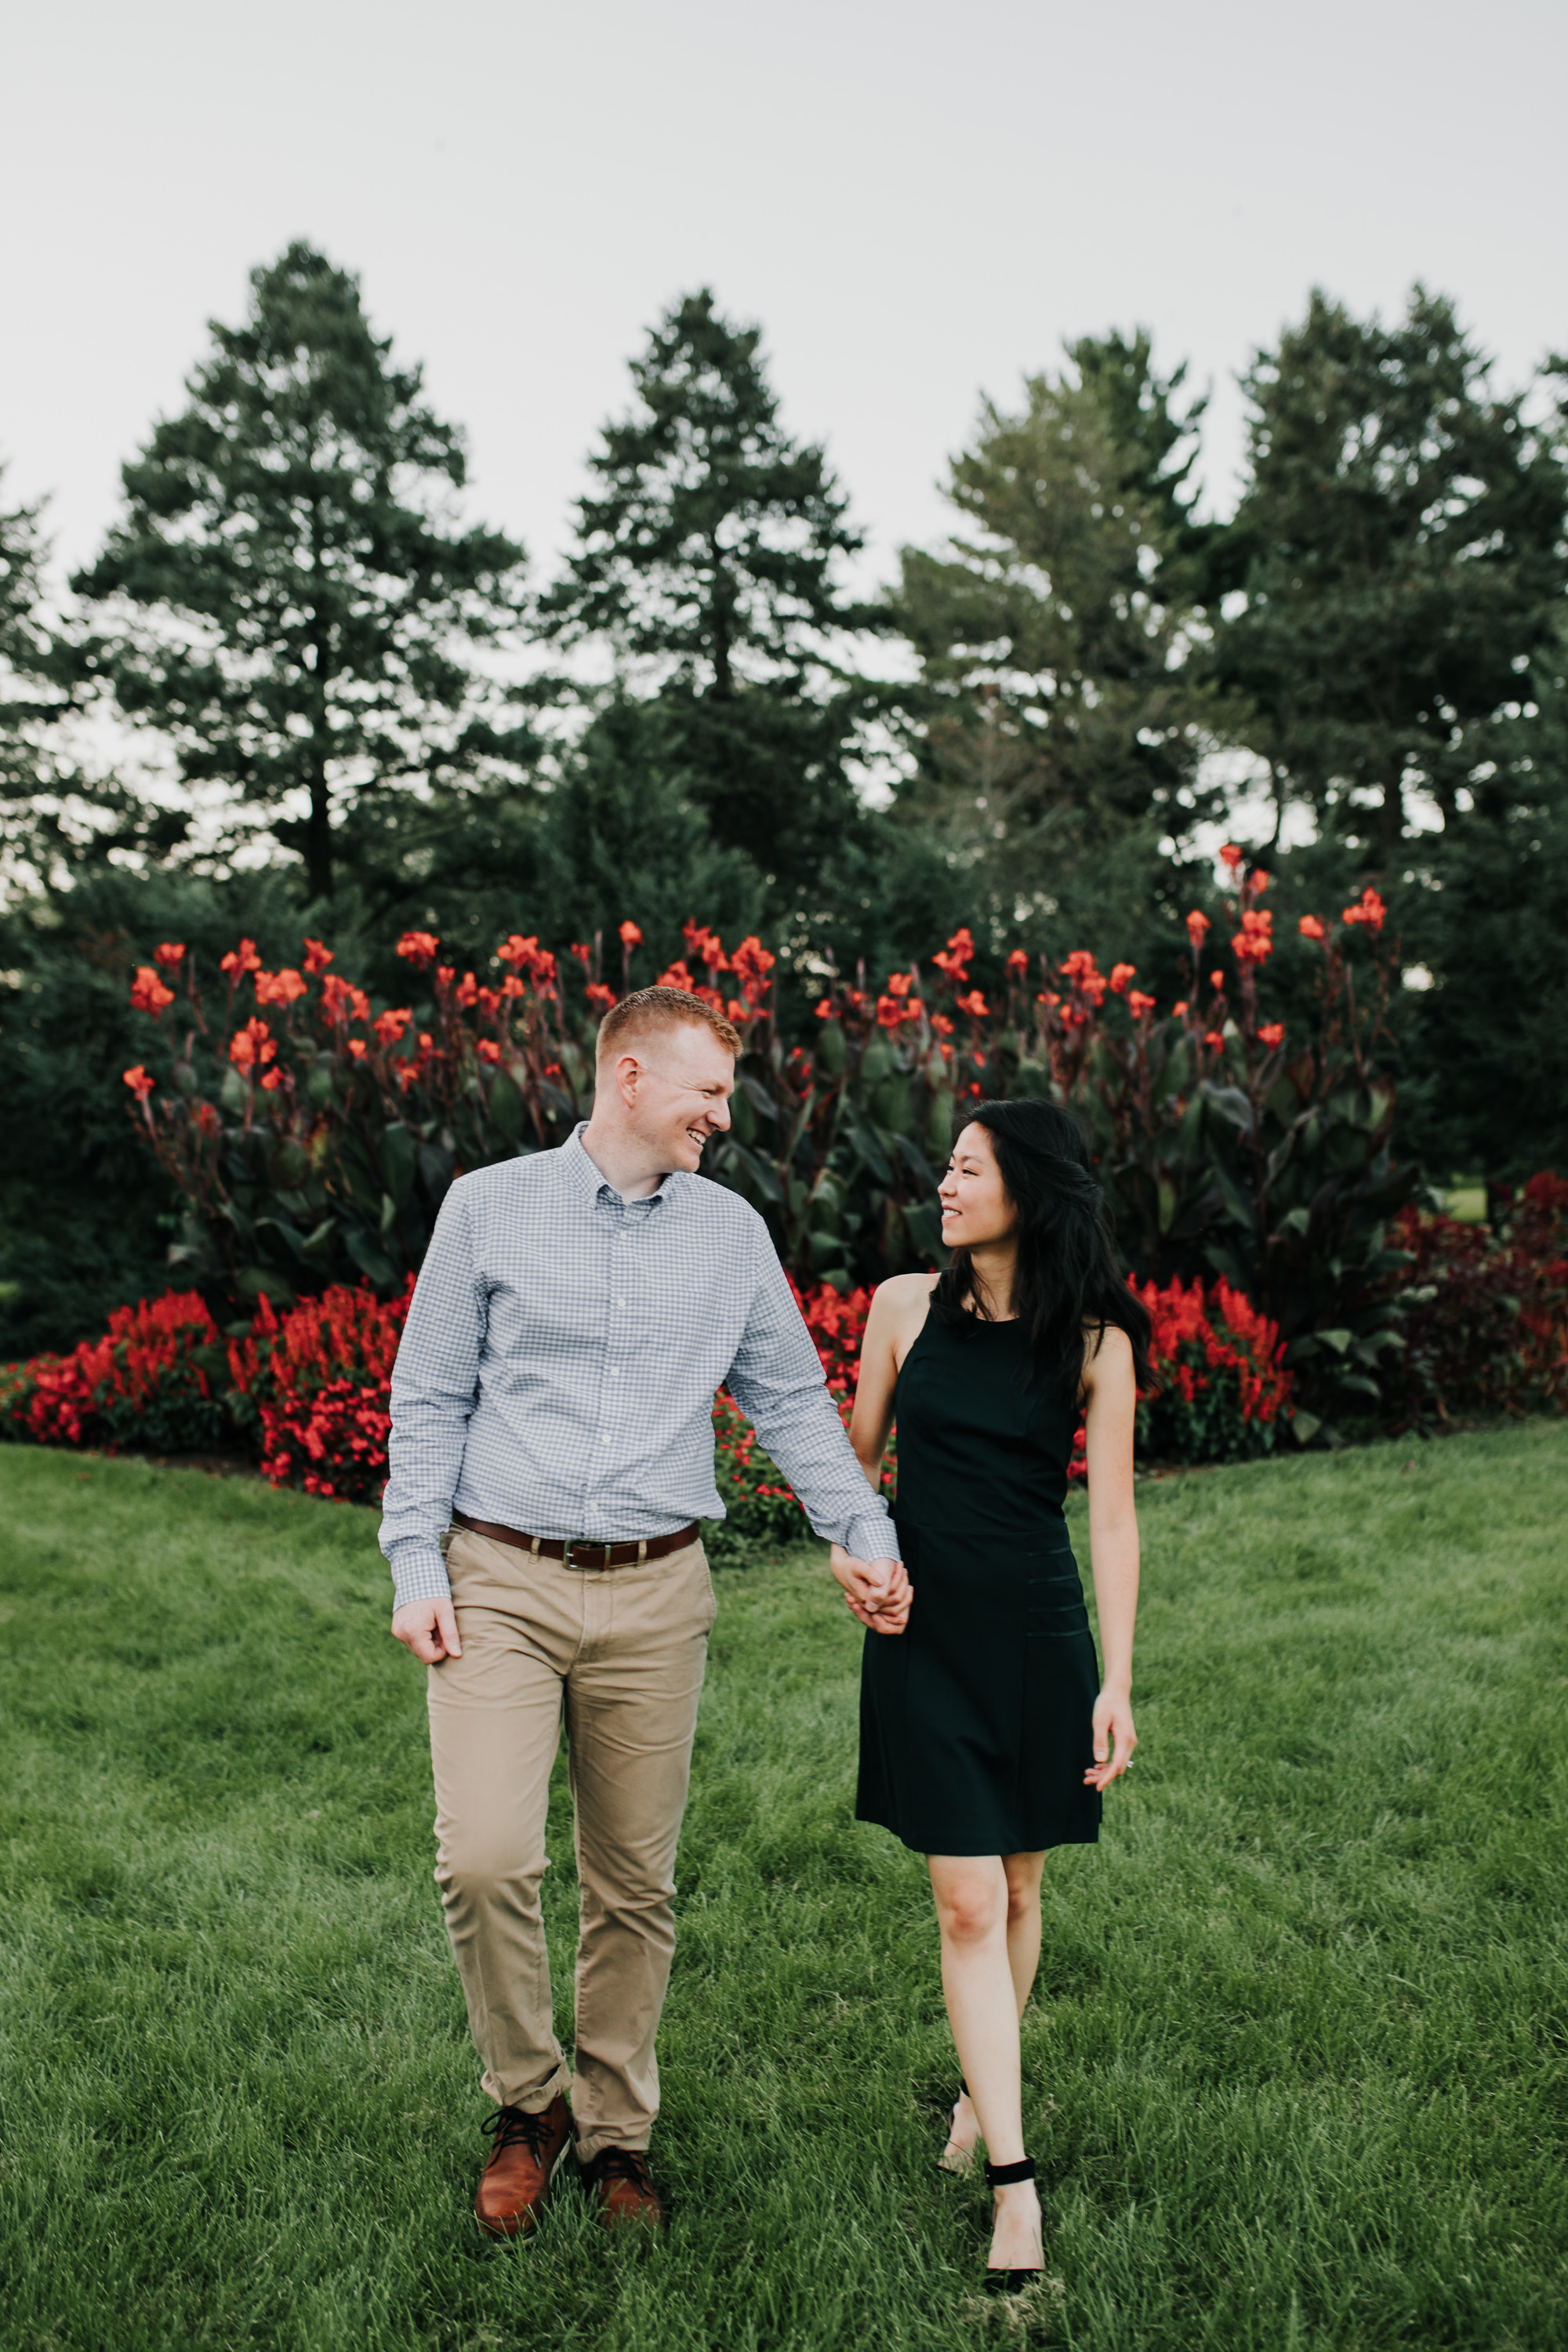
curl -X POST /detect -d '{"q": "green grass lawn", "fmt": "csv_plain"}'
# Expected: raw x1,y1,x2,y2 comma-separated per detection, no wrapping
1,1428,1565,2352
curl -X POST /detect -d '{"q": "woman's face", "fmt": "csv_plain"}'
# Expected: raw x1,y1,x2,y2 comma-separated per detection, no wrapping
938,1122,1018,1250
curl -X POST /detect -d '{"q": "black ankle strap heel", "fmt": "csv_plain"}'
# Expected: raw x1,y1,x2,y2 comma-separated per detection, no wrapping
984,2156,1036,2187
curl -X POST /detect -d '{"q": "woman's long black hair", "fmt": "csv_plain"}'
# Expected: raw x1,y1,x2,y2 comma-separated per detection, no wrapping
933,1098,1155,1396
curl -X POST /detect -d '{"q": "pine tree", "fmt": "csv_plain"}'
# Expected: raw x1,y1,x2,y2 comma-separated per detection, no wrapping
71,243,534,900
895,332,1218,895
540,289,888,895
1215,289,1568,857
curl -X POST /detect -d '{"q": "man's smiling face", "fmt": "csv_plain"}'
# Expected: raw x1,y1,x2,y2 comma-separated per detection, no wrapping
622,1021,735,1173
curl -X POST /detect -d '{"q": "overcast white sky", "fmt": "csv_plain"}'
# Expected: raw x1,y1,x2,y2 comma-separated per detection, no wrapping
5,0,1566,601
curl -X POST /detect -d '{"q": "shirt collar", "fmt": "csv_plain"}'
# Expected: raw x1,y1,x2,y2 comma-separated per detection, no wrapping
563,1120,674,1208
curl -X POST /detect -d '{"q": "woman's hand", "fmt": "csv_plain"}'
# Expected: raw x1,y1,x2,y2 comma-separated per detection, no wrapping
831,1544,911,1635
1084,1686,1136,1790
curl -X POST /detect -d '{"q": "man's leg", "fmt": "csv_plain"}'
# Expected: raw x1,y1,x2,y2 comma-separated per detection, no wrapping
564,1539,717,2168
426,1528,578,2113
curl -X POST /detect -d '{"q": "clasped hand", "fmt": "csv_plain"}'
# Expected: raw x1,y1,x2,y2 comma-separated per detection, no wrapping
829,1544,911,1634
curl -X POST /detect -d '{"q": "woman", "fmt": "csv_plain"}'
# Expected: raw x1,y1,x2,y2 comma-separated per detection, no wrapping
831,1099,1149,2291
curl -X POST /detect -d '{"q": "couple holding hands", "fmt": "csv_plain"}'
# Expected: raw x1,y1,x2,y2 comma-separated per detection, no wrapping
380,985,1147,2292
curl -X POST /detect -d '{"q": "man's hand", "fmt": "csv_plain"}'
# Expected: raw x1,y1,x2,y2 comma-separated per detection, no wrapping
390,1596,463,1664
830,1545,911,1635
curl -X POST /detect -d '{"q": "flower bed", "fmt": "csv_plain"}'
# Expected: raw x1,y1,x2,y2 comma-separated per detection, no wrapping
1382,1173,1568,1428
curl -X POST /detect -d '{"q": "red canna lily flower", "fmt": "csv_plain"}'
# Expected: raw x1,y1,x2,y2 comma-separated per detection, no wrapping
1186,909,1211,950
568,942,593,966
456,971,478,1007
347,1039,367,1060
260,1066,285,1091
153,942,185,969
815,998,833,1019
586,982,616,1012
1203,1030,1225,1052
374,1007,412,1045
1127,990,1157,1018
953,989,989,1019
1110,963,1136,994
1173,1000,1189,1016
397,931,440,967
1341,887,1387,933
655,960,695,991
122,1065,155,1102
229,1017,275,1073
1210,970,1225,991
303,938,334,974
619,920,642,947
129,965,175,1014
477,1039,502,1063
1298,914,1326,942
1258,1022,1285,1048
1006,948,1029,973
255,968,307,1007
1218,843,1243,872
220,938,262,978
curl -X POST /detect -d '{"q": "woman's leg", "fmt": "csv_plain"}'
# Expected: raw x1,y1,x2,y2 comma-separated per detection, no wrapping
928,1856,1043,2272
946,1850,1047,2157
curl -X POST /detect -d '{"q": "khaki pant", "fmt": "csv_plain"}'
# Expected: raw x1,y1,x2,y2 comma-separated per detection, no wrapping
427,1526,717,2164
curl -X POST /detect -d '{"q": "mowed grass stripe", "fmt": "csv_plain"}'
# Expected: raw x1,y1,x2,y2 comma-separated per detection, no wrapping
0,1427,1563,2351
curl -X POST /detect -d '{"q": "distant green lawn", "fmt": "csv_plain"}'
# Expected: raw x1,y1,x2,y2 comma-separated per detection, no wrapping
1,1428,1565,2352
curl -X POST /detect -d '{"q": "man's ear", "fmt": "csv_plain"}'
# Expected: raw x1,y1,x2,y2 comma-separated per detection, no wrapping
613,1051,642,1105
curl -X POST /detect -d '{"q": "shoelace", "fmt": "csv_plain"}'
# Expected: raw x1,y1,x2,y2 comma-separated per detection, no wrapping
481,2106,551,2162
591,2147,655,2193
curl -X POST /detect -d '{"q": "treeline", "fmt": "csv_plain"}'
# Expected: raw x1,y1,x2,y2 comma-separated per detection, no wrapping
2,245,1566,1353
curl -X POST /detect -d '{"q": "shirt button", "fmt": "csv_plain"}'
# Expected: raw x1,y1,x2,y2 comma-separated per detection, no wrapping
615,1297,626,1308
609,1368,620,1378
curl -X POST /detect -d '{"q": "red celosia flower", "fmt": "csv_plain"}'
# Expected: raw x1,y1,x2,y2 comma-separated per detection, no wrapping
255,967,307,1007
1127,990,1157,1018
153,942,185,970
1219,843,1244,872
397,931,440,967
477,1039,502,1063
619,920,642,947
1298,914,1326,942
122,1065,155,1102
1110,963,1136,994
303,938,334,974
220,938,262,978
229,1017,275,1072
1258,1022,1285,1048
130,965,175,1014
374,1007,412,1044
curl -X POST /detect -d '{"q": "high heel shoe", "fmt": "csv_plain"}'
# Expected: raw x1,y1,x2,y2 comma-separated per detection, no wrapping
937,2076,978,2175
982,2155,1044,2294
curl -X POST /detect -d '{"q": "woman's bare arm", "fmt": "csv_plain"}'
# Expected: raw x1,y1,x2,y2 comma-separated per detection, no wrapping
1080,1323,1139,1790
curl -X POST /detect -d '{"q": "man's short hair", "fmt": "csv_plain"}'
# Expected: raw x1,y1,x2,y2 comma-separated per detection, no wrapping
596,986,742,1065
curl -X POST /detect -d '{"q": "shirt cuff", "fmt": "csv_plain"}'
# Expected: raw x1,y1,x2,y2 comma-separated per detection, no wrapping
388,1541,453,1612
847,1507,898,1566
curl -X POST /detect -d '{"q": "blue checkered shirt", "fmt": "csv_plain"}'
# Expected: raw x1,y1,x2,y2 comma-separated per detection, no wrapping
379,1124,895,1607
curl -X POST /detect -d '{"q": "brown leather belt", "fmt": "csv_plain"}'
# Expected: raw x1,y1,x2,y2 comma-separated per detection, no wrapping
451,1508,699,1570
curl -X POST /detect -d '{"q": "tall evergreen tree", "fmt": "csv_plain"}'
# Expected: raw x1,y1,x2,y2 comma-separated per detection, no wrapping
0,474,71,875
71,243,535,899
895,332,1218,898
539,289,888,895
1214,289,1568,856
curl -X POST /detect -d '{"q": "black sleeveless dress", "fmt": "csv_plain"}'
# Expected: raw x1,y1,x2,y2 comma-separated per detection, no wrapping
855,1307,1102,1857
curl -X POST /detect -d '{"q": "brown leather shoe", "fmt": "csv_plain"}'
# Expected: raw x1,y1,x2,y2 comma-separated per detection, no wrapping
581,2146,668,2231
474,2095,574,2238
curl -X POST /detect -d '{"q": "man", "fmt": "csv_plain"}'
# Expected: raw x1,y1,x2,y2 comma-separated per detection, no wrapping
380,985,909,2238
